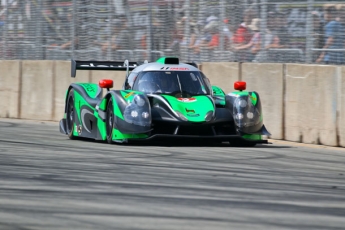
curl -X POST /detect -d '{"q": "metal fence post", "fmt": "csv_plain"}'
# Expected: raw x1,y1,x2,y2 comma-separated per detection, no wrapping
260,0,267,62
306,0,314,64
3,0,8,59
182,0,190,62
71,0,76,60
148,0,153,62
220,0,225,52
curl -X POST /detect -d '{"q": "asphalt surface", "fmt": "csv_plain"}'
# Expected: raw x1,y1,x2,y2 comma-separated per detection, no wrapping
0,119,345,230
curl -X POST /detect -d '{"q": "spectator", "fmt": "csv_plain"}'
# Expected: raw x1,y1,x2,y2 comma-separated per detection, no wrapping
101,16,132,58
221,18,233,50
311,11,325,62
233,18,261,61
188,21,210,61
232,8,255,45
265,11,280,49
266,11,290,49
205,21,220,51
316,5,345,65
335,4,345,25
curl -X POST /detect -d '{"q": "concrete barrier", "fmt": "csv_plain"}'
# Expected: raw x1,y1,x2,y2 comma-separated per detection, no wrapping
201,62,239,94
0,61,20,118
53,61,90,121
285,64,338,146
314,65,338,146
241,63,284,139
21,61,55,121
338,66,345,147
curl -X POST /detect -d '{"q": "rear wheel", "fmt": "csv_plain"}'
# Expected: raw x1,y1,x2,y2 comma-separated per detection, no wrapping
66,89,76,140
106,98,115,144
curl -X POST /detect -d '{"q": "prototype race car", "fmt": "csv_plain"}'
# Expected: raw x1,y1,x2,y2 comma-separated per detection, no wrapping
59,57,270,146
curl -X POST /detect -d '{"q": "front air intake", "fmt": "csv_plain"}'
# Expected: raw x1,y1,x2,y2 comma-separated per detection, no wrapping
156,57,179,65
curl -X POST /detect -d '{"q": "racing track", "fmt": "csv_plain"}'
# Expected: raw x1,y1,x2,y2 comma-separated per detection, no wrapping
0,119,345,230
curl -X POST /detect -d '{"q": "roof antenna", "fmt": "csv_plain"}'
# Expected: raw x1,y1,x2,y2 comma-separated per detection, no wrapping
124,60,129,78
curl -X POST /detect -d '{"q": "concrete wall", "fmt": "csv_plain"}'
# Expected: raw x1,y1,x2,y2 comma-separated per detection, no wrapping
285,64,339,146
0,61,21,118
338,66,345,147
201,62,239,94
53,61,90,121
242,63,284,139
20,61,55,121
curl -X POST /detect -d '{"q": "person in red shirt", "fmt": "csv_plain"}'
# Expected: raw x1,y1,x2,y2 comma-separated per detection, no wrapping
232,8,255,45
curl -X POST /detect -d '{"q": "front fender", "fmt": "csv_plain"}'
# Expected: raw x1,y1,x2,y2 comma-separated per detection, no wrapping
100,90,152,135
226,91,264,134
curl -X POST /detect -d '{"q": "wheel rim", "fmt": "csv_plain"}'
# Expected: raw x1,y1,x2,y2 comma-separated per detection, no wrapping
66,96,74,134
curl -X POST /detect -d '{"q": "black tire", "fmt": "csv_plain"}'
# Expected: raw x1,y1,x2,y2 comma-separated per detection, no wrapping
106,98,115,144
229,140,257,147
66,89,76,140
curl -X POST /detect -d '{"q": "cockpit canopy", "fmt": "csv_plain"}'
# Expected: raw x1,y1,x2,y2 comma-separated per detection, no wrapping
129,71,212,97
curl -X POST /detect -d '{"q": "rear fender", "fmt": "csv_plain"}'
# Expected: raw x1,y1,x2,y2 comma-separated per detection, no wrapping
63,83,102,139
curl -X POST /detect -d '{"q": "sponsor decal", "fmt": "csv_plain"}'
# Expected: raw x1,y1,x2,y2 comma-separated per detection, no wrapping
169,67,189,71
185,108,195,113
187,113,200,117
177,98,197,103
82,84,96,93
124,91,135,99
81,108,94,133
77,125,82,134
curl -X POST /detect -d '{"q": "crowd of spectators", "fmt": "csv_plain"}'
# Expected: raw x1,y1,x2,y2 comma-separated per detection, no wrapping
168,4,345,64
0,1,344,64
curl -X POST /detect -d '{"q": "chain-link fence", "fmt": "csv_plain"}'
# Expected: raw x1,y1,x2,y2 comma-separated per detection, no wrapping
0,0,344,64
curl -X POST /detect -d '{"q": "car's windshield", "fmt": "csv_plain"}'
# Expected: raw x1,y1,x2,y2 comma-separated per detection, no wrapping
133,71,211,97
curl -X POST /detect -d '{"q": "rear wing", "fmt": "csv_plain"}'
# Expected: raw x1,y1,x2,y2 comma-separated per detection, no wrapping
71,60,139,78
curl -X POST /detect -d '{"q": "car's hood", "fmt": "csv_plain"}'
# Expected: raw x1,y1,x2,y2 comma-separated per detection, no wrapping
162,95,215,122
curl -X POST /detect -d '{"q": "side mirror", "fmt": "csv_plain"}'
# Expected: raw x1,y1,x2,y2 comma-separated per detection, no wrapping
99,79,113,91
234,81,246,91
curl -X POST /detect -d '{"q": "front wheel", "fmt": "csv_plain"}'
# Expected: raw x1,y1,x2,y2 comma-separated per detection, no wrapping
106,98,115,144
66,89,76,140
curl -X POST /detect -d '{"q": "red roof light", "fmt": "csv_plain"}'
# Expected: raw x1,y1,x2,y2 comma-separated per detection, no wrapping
99,79,113,89
234,81,246,91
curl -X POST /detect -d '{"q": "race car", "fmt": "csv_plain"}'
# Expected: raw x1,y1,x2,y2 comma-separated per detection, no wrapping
59,57,270,146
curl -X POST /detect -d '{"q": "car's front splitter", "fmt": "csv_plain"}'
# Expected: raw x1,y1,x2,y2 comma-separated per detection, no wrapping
125,134,269,144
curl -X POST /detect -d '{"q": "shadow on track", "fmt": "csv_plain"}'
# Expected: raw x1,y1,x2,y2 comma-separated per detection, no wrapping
70,137,293,149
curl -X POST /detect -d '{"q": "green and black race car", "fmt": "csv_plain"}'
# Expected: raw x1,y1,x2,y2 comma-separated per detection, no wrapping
59,57,270,146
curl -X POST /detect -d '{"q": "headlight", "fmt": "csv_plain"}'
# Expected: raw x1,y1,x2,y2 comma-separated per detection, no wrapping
175,111,188,121
131,110,138,118
134,95,145,106
235,113,244,120
238,99,247,108
247,112,254,119
123,95,151,126
204,111,213,122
